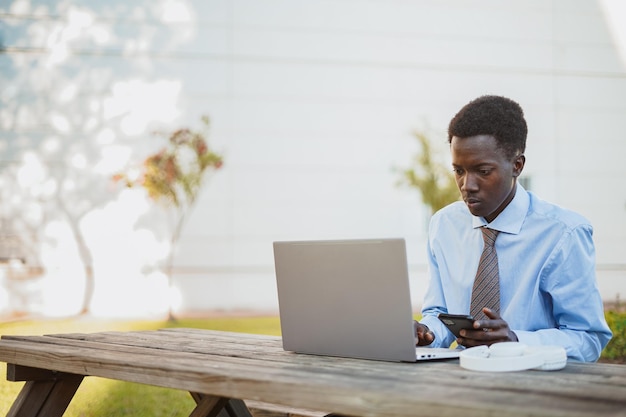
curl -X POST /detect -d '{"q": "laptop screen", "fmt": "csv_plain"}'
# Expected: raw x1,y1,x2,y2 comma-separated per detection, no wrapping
273,238,418,362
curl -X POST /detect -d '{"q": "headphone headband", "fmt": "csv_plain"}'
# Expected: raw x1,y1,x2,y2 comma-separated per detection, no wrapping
459,342,567,372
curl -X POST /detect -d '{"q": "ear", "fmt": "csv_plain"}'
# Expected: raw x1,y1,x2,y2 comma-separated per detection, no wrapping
512,154,525,177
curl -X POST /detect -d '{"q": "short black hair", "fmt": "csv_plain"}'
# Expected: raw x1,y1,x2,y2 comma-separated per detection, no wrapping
448,95,527,159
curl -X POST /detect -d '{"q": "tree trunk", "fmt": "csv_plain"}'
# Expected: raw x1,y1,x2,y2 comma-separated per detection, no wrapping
69,220,95,316
57,198,95,316
166,211,187,322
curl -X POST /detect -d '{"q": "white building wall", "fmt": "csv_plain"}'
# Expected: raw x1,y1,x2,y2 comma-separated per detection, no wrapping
0,0,625,316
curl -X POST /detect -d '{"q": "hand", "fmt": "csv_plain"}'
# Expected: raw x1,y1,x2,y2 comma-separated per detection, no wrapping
414,321,435,346
457,308,518,347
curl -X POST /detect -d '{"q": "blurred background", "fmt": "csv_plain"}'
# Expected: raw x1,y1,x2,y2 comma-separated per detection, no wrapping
1,0,625,319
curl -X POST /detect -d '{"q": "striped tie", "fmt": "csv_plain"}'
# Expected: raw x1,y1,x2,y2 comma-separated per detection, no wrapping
470,227,500,320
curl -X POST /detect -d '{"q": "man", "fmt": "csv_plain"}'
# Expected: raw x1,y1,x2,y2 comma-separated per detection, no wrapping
415,95,612,362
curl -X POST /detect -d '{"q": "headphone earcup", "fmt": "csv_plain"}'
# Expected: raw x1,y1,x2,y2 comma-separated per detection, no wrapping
526,346,567,371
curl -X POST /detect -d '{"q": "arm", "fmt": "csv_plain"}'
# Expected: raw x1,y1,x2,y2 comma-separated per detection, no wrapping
418,236,461,348
514,225,611,361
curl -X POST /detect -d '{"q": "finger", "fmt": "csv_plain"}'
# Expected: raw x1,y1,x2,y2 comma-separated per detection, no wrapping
425,329,435,342
474,308,505,330
414,322,435,345
459,337,506,348
456,336,484,348
461,328,493,341
458,331,510,347
482,308,501,320
419,328,435,344
462,326,510,342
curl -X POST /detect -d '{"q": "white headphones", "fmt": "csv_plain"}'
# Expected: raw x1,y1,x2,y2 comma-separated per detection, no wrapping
459,342,567,372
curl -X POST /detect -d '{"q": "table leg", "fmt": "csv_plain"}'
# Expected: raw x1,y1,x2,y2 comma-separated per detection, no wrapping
6,364,84,417
224,399,255,417
190,393,254,417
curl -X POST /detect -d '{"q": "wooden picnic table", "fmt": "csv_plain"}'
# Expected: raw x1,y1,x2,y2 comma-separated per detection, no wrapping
0,328,625,417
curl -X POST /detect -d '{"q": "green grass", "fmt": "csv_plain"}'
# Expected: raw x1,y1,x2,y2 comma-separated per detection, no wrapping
602,311,626,363
0,316,281,417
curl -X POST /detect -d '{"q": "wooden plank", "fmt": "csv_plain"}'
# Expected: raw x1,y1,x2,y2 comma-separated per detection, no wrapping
2,332,480,390
225,399,255,417
158,329,281,344
0,334,620,394
15,331,285,365
1,332,626,417
161,329,280,342
0,337,352,414
188,394,229,417
2,332,384,383
54,330,284,354
8,364,59,381
188,395,263,417
246,401,327,417
36,374,84,417
6,337,324,417
6,373,83,417
6,379,56,417
22,332,626,400
4,332,284,364
0,334,615,398
5,331,470,392
7,364,80,382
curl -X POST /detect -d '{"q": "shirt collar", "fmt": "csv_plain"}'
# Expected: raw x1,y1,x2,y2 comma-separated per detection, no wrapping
471,183,529,235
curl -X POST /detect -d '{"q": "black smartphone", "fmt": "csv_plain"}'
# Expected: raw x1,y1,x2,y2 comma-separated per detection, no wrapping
437,313,476,338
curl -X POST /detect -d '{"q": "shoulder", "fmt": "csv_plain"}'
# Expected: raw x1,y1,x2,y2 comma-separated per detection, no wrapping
526,191,592,233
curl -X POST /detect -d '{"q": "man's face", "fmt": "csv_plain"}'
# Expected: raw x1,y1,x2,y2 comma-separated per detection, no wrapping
450,135,524,223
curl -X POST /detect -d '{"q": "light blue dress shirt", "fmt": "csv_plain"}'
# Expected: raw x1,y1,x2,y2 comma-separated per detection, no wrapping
420,184,612,362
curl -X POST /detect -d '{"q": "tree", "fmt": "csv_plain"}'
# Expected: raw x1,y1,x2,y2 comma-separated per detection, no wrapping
0,1,197,316
114,116,223,320
0,144,113,317
398,129,460,214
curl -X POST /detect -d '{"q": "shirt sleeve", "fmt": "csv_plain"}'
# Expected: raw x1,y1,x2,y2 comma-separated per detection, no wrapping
514,224,612,362
419,237,458,348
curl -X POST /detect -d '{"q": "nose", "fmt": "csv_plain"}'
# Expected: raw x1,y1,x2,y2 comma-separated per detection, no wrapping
460,172,479,193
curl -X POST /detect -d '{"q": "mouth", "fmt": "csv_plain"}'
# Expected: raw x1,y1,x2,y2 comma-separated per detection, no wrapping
464,197,480,210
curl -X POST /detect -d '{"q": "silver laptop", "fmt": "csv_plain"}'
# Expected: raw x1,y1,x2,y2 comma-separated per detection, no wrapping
273,238,460,362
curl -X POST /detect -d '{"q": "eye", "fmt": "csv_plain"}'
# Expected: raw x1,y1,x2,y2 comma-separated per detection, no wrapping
453,168,464,175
